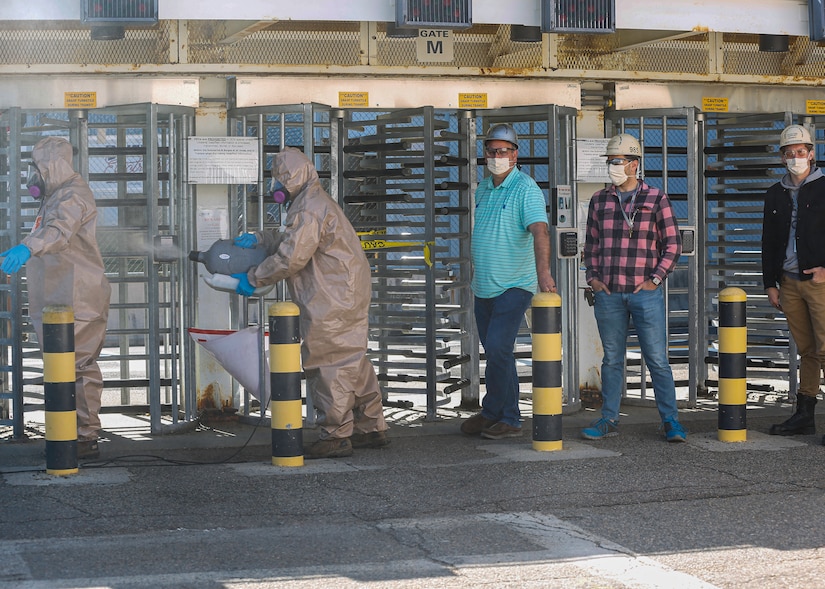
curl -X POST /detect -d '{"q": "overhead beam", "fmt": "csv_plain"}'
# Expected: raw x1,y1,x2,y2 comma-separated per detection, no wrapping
611,30,706,52
219,20,278,44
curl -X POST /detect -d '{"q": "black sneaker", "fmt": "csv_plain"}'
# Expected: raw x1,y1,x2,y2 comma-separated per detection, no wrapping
351,431,391,449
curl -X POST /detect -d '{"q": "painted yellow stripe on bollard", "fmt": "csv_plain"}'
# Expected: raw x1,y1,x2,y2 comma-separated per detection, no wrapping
533,440,564,452
269,301,300,317
270,343,302,373
272,456,304,467
43,352,77,383
271,399,303,430
45,411,78,442
533,387,563,415
718,326,747,354
718,379,747,405
531,333,562,362
718,429,747,443
43,306,74,324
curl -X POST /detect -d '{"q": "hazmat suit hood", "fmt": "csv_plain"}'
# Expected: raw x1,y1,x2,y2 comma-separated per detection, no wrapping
31,136,79,199
271,146,317,202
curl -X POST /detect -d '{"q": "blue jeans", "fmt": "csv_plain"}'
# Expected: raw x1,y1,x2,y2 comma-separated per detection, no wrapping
475,288,534,427
593,288,678,423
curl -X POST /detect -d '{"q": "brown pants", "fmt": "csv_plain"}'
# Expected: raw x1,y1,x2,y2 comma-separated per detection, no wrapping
780,274,825,396
305,354,387,440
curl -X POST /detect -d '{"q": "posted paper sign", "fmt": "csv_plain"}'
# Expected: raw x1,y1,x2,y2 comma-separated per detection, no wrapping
196,207,229,251
188,137,259,184
576,139,611,183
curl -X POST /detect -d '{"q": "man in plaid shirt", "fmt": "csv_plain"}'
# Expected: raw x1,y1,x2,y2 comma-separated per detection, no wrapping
582,133,685,442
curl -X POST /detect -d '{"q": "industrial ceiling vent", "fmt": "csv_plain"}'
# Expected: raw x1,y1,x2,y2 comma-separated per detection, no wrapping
542,0,615,34
810,0,825,41
395,0,472,30
81,0,158,39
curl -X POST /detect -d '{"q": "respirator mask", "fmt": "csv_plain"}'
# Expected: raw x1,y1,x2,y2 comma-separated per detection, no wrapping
26,162,46,199
271,178,289,204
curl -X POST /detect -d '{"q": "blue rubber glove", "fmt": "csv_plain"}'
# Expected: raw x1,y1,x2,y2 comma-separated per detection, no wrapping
232,273,255,297
234,233,258,249
1,244,32,274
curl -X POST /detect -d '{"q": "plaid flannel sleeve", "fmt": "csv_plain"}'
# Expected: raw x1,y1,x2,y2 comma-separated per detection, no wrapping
652,194,682,280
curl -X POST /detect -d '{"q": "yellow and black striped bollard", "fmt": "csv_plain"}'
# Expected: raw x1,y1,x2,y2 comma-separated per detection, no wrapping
44,305,78,475
718,287,747,442
532,292,563,451
269,302,304,467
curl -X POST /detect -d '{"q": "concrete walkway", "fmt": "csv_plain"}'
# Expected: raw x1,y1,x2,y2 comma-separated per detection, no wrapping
2,398,824,588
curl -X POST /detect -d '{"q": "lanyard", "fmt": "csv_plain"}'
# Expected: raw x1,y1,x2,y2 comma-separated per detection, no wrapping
616,185,641,237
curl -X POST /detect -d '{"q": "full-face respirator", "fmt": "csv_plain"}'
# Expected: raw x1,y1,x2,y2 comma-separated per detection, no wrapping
26,163,46,199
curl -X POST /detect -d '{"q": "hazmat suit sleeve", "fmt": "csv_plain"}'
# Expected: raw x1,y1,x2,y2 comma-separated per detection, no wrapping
23,191,86,257
250,209,322,286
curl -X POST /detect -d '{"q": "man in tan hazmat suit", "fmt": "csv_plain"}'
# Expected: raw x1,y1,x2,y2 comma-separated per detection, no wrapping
1,136,111,459
234,147,389,459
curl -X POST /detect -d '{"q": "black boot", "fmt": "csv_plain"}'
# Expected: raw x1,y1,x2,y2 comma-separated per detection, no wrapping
769,393,817,436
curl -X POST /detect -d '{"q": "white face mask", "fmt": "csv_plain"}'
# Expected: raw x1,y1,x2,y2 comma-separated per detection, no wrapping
487,157,512,175
786,157,810,176
608,163,629,186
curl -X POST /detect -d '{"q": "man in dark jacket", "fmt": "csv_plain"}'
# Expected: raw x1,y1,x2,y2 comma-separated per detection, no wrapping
762,124,825,441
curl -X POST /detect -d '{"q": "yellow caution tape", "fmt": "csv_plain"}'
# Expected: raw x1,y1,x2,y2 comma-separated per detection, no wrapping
360,239,435,268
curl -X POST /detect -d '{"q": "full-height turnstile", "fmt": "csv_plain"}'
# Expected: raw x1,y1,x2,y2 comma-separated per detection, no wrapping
701,112,811,398
605,109,703,407
227,102,581,420
0,104,197,438
606,108,816,403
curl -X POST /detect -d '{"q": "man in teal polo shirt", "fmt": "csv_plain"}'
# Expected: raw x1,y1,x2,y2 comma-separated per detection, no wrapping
461,123,556,439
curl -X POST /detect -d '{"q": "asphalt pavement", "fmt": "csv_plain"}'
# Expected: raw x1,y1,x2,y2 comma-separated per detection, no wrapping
2,397,825,589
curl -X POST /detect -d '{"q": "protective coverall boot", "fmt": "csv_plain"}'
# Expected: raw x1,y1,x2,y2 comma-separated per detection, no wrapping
769,393,817,436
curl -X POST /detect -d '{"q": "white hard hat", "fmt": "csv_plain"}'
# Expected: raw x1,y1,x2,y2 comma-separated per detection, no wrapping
602,133,642,158
485,123,519,149
779,124,813,148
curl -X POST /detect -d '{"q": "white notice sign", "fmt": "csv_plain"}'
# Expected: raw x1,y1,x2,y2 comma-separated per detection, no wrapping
188,137,259,184
576,138,611,183
416,29,454,63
